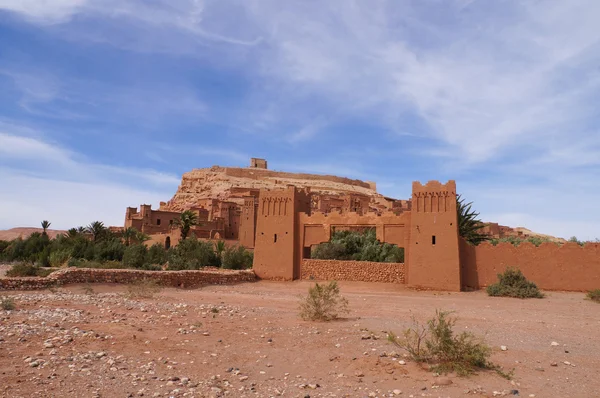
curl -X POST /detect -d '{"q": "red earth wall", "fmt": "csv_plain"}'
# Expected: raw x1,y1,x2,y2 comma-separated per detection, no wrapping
460,239,600,291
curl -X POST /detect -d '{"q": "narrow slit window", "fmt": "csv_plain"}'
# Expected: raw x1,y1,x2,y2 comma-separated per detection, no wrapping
432,235,436,245
274,234,277,243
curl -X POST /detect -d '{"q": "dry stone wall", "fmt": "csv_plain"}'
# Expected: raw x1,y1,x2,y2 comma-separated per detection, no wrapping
0,267,256,291
301,259,405,283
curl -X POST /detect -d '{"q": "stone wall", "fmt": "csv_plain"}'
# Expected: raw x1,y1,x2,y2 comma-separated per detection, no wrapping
460,239,600,291
0,267,256,291
301,259,405,283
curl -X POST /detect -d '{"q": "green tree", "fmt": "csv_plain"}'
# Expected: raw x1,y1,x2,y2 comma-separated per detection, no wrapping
40,220,51,236
456,195,489,245
122,227,137,246
67,228,79,238
214,240,226,259
174,210,199,239
86,221,106,242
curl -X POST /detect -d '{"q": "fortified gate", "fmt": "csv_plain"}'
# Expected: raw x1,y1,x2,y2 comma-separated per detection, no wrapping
252,181,462,291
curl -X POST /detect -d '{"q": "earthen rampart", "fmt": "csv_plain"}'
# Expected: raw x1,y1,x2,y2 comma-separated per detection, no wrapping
460,239,600,291
222,167,372,189
0,267,256,290
301,259,405,283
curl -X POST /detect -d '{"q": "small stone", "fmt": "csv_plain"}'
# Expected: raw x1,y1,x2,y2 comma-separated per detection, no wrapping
550,362,558,366
563,361,571,365
239,376,248,381
393,390,402,395
398,360,406,365
433,378,453,386
550,341,559,346
500,345,507,351
355,371,365,377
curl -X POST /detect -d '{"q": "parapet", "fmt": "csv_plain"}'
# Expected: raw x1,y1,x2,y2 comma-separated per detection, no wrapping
412,180,456,194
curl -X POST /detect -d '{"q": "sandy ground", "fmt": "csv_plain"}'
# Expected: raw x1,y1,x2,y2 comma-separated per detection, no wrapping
1,280,598,398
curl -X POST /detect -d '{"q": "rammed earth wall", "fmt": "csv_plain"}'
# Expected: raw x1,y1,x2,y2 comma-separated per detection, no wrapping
0,267,256,291
460,240,600,291
301,259,405,283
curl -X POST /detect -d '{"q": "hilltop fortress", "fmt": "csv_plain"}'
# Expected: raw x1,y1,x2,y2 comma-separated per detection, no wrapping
124,159,599,292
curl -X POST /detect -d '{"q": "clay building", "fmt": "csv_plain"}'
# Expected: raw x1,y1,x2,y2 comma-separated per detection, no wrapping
250,158,267,169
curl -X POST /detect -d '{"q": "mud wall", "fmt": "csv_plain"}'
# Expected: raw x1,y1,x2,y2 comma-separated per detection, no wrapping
301,259,405,283
0,268,256,290
460,240,600,291
223,167,372,189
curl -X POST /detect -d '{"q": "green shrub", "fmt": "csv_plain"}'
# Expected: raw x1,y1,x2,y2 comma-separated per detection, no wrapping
49,249,71,267
68,259,126,269
6,263,54,277
146,244,168,265
299,281,349,321
388,310,511,378
486,267,544,298
123,244,148,268
587,289,600,303
1,297,16,311
312,229,404,263
221,245,253,269
94,239,126,262
489,236,555,247
6,263,39,277
167,236,219,270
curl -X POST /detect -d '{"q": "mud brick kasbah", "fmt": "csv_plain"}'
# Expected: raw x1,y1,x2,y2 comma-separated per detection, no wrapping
122,158,600,292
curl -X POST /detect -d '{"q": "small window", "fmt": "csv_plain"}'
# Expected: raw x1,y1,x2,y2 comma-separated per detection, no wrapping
157,219,161,226
432,235,436,245
274,234,277,243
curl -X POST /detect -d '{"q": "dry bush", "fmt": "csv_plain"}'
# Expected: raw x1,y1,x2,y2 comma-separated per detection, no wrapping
126,278,162,299
1,296,16,311
299,281,349,321
587,289,600,303
486,267,544,299
388,310,511,378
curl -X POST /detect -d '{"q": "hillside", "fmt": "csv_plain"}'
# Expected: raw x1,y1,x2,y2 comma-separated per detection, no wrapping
160,166,395,212
0,228,66,241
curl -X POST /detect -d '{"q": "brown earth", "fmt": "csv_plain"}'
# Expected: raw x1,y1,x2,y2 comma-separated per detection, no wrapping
0,228,66,241
161,166,389,212
1,280,598,397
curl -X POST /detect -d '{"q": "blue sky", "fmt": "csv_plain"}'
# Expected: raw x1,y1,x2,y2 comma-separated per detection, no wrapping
0,0,599,240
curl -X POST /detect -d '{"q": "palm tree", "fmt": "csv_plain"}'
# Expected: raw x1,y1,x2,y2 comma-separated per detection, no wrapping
41,220,51,236
122,227,137,246
86,221,106,242
67,228,79,238
457,194,489,245
174,210,199,239
215,240,226,259
76,226,86,234
135,230,150,244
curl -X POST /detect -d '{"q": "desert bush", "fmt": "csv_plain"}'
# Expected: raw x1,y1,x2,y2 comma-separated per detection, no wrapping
123,244,148,268
126,278,162,299
486,267,544,298
221,245,253,269
1,296,16,311
168,236,219,270
388,310,510,378
6,262,40,277
299,281,349,321
67,258,126,269
489,236,555,247
587,289,600,303
146,243,168,265
312,229,404,263
49,249,71,267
